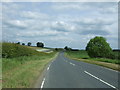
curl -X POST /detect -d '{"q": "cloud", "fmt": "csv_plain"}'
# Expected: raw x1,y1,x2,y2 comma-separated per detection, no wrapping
3,20,27,29
52,2,118,14
2,2,118,49
21,11,49,19
81,30,109,35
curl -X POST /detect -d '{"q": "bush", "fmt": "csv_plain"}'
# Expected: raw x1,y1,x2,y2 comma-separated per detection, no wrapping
86,36,113,58
36,42,44,47
2,42,39,58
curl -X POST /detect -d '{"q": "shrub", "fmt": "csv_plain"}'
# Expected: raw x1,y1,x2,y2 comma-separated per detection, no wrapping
36,42,44,48
86,36,113,58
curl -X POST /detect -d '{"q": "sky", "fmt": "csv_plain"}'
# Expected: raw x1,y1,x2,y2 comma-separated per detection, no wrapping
2,2,118,49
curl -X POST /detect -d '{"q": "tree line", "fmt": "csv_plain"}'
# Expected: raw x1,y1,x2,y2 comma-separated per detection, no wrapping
16,42,44,48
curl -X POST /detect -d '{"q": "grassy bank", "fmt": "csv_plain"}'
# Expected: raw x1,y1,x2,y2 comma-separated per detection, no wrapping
0,58,2,90
2,42,58,88
65,50,120,71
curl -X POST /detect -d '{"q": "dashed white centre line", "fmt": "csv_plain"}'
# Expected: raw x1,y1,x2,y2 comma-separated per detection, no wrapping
84,71,116,89
70,62,72,65
70,62,75,66
41,78,45,88
47,65,51,71
72,63,75,66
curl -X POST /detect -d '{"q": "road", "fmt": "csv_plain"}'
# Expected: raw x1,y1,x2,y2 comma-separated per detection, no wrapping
40,52,119,89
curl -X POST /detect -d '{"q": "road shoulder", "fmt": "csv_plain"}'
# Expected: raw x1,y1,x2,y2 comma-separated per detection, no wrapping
66,56,119,72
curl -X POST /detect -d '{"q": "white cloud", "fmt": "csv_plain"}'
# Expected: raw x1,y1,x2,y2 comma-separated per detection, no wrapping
21,11,49,19
2,0,119,2
2,2,118,49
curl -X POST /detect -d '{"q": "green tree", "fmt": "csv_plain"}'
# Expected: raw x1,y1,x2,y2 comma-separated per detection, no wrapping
64,46,71,51
37,42,44,48
64,46,69,50
27,42,31,46
86,36,112,58
16,42,20,45
22,43,25,45
55,48,58,51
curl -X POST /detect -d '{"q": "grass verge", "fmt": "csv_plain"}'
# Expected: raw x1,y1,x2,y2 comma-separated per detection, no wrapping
2,52,58,88
0,58,2,90
65,51,120,71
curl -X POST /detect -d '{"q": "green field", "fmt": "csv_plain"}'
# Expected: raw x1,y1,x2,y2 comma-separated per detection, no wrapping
66,50,119,64
65,50,119,71
66,50,90,59
2,42,57,88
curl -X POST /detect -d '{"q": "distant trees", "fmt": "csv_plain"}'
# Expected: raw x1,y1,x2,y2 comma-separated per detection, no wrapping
16,42,20,45
64,46,72,51
55,48,58,51
37,42,44,48
22,43,25,45
64,46,68,50
86,36,113,58
27,42,31,46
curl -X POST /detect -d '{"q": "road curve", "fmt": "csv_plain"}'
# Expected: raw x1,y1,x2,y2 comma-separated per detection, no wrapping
41,52,119,89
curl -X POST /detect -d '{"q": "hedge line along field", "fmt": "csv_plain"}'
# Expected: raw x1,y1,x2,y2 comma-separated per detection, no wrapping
65,50,120,71
2,42,57,88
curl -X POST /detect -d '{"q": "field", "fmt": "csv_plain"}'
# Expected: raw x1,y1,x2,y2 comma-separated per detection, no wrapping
2,43,57,88
65,50,120,71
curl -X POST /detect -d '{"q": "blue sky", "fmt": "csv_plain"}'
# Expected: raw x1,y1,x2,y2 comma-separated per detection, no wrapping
2,2,118,49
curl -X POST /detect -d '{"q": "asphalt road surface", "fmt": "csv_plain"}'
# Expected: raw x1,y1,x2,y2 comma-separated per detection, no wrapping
41,52,119,89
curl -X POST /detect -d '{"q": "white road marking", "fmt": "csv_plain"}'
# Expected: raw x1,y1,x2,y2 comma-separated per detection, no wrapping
41,78,45,88
70,62,75,66
47,65,51,71
84,71,116,89
100,66,118,73
47,67,50,70
72,63,75,66
70,62,72,65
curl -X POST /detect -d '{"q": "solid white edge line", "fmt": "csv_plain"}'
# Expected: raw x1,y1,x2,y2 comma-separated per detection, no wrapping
100,66,118,73
41,78,45,88
84,71,116,89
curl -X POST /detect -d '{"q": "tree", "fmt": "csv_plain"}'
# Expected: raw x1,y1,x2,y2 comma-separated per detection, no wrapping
37,42,44,48
86,36,112,58
55,48,58,51
64,46,71,51
64,46,68,50
27,42,31,46
16,42,20,45
22,43,25,45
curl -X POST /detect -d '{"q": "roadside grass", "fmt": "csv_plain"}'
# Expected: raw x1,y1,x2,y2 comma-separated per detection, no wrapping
2,52,57,88
66,50,89,59
2,42,58,88
65,50,120,71
0,43,2,90
0,58,2,90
